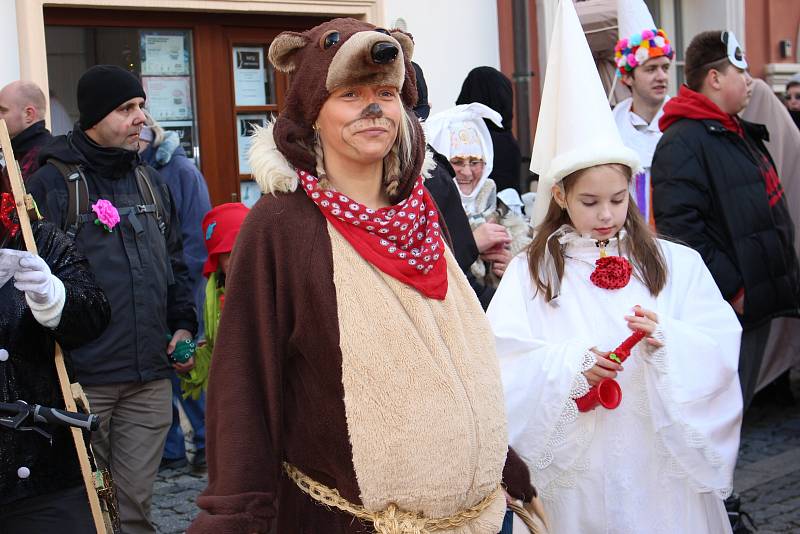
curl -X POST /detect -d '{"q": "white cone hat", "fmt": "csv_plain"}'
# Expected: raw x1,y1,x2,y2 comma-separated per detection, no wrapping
530,0,640,228
618,0,657,41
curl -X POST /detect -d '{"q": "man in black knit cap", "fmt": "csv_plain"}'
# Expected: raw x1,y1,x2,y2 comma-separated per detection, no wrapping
27,65,198,534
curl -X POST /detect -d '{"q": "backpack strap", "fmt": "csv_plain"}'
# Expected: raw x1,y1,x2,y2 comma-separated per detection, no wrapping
47,159,89,239
134,165,174,284
134,166,167,236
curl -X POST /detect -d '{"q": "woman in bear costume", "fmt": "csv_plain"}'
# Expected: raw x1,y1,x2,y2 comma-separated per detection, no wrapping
189,18,534,534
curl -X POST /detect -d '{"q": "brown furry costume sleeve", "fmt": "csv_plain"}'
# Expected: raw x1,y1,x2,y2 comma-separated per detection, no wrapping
189,198,289,532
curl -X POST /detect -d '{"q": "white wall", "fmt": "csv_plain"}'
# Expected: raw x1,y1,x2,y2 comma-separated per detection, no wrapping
0,0,20,87
383,0,501,115
680,0,745,46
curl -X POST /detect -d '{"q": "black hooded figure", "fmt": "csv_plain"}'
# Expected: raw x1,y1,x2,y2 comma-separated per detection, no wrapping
456,66,523,193
412,62,496,309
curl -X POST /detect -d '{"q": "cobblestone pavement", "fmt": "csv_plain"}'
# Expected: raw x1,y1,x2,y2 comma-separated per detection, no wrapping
734,368,800,533
152,370,800,533
152,447,206,534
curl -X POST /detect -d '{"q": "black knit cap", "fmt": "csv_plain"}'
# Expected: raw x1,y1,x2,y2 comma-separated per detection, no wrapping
77,65,146,130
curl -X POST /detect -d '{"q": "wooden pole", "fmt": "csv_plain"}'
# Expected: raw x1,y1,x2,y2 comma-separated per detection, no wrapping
607,75,619,104
0,119,108,534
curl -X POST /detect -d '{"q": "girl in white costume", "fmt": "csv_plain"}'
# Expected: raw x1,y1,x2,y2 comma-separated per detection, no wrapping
487,1,743,533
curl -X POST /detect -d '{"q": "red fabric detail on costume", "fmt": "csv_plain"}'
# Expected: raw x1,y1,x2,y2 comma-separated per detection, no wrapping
0,193,20,238
299,170,448,300
19,146,42,178
590,256,633,290
758,154,784,207
730,287,744,304
659,85,743,136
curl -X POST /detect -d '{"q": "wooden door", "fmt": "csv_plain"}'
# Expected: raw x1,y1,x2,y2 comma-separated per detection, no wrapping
44,7,326,205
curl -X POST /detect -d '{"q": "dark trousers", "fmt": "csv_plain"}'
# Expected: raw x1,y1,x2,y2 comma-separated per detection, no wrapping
739,320,772,412
1,485,94,534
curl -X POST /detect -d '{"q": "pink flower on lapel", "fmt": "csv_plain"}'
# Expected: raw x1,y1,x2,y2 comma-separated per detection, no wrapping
91,199,120,233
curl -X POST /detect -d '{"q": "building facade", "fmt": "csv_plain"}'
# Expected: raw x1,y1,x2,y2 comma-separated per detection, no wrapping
2,0,798,202
1,0,501,205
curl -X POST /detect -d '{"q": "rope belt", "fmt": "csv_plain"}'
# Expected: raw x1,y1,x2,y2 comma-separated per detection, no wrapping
282,462,501,534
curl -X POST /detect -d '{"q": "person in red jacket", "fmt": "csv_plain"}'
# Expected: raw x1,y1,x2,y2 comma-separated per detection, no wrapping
651,31,800,412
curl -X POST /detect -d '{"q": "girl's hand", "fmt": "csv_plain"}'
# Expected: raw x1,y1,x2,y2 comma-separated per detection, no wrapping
625,305,664,348
584,348,623,386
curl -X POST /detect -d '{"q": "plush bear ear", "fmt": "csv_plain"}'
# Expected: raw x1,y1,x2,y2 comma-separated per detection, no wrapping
268,31,309,73
391,30,414,62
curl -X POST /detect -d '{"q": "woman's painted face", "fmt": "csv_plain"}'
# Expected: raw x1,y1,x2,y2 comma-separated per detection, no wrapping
450,156,485,195
316,85,402,165
553,165,630,240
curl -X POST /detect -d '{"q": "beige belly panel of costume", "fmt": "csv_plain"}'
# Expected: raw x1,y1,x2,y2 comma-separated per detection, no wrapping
328,223,508,533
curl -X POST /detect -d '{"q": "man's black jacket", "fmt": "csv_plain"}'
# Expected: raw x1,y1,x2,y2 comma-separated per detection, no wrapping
652,117,800,328
26,129,197,386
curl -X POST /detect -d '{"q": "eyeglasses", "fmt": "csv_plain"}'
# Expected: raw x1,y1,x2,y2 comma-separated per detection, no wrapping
450,158,485,170
786,93,800,101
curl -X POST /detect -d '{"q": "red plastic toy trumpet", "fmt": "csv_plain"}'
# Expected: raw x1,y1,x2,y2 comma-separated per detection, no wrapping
575,329,647,412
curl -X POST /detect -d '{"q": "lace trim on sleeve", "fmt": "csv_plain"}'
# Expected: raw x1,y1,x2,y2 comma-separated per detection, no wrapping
638,327,733,499
535,349,595,471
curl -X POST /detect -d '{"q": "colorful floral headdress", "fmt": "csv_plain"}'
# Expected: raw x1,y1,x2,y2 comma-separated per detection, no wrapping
614,28,674,77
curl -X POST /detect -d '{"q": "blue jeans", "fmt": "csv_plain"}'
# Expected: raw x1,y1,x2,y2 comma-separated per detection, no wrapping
497,510,513,534
162,373,206,460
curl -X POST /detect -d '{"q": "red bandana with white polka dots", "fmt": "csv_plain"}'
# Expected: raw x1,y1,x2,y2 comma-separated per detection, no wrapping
299,170,448,300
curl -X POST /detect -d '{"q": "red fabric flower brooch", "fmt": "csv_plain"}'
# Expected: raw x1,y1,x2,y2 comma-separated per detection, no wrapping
589,241,633,290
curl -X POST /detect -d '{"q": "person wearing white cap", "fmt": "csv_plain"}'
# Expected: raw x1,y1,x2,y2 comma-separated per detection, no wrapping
486,1,743,532
425,103,529,285
611,0,675,227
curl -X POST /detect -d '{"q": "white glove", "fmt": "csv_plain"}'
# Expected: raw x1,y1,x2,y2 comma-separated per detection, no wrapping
0,249,66,328
13,253,55,303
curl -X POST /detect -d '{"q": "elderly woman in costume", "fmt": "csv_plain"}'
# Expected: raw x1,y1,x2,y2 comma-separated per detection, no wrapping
0,185,110,532
426,104,531,287
190,18,534,534
455,67,523,194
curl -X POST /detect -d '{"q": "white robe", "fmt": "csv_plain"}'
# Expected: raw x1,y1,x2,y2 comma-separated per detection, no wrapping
488,233,742,534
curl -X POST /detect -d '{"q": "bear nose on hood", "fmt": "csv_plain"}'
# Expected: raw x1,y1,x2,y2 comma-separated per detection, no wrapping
371,41,398,64
325,30,407,93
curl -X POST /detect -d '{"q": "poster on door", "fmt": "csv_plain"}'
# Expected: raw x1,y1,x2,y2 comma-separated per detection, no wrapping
233,46,267,106
143,76,193,121
237,114,267,175
141,33,190,76
240,180,261,208
160,121,195,161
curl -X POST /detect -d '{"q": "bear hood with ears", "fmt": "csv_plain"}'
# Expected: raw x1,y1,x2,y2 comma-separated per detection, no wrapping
267,18,427,201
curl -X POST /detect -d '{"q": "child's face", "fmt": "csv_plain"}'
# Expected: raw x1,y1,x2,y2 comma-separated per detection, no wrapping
552,165,629,241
